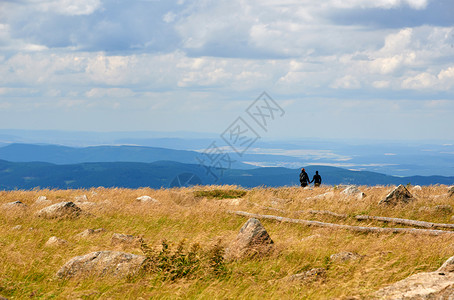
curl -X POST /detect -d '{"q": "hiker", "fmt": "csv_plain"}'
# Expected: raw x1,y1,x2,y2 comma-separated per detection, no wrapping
311,171,322,187
299,168,311,187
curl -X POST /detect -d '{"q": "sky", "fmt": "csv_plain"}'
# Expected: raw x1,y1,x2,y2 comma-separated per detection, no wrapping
0,0,453,141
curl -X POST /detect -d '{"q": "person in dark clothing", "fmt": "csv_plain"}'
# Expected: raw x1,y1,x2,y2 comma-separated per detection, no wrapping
299,168,311,187
311,170,322,187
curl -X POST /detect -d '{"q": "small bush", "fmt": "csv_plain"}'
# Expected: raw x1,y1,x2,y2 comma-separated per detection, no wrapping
140,238,227,281
194,189,247,199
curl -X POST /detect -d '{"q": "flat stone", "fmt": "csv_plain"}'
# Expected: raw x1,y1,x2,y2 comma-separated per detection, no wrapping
56,251,147,279
74,195,88,202
375,272,454,299
136,196,159,203
2,201,26,210
111,233,141,246
287,268,326,282
330,251,363,263
36,202,82,219
45,236,68,247
76,228,105,239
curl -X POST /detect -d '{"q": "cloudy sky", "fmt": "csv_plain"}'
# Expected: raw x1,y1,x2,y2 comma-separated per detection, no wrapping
0,0,453,141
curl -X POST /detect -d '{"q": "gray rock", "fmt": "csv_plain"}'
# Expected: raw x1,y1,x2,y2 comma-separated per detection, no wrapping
287,268,326,282
438,256,454,273
330,251,363,263
74,195,88,202
45,236,68,247
341,186,366,199
36,202,82,219
375,272,454,299
56,251,147,279
225,218,274,259
2,201,26,210
111,233,141,247
411,185,422,192
76,228,105,239
136,196,159,203
448,186,454,198
379,185,414,205
35,196,51,205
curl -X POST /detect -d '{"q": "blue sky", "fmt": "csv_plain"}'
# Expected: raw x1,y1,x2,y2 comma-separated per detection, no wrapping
0,0,453,141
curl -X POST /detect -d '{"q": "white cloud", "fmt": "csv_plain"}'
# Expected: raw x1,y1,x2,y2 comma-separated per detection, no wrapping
86,88,136,98
327,0,428,9
330,75,361,89
33,0,102,16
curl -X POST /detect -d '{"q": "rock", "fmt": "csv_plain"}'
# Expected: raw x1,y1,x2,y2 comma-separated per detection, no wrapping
35,196,51,205
309,191,335,200
136,196,159,203
111,233,141,247
287,268,326,282
448,186,454,198
74,195,88,202
375,271,454,299
45,236,68,247
12,225,22,231
341,186,366,199
438,256,454,273
2,201,26,210
330,251,363,263
36,202,82,219
56,251,147,279
76,228,105,239
379,184,414,205
411,185,422,192
225,218,274,259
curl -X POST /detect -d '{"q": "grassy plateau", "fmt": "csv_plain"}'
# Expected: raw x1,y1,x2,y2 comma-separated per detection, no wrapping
1,184,454,299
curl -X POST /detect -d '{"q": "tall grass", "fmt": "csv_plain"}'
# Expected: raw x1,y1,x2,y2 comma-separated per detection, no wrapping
0,185,453,298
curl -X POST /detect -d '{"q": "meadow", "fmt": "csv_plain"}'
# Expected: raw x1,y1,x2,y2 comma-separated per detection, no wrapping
1,184,454,299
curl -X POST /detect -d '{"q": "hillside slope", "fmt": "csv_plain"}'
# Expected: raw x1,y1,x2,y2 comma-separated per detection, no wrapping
0,159,453,190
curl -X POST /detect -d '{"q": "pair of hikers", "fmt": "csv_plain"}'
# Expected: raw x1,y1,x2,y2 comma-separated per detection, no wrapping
299,168,321,187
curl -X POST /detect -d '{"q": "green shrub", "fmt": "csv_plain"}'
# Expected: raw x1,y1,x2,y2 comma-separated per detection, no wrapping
140,238,227,281
194,189,247,199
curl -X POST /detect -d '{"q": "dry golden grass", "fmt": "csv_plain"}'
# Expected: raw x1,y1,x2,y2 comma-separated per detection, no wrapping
1,184,454,299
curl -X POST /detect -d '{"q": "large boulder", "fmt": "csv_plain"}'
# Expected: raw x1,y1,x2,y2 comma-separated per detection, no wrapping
225,218,274,259
56,251,147,279
376,255,454,299
375,272,454,299
36,202,82,219
379,185,414,205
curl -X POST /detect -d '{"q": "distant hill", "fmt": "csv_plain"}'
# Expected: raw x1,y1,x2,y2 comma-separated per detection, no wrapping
0,159,452,191
0,143,253,169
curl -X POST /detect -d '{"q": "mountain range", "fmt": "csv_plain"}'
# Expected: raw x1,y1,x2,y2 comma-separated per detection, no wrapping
0,159,453,191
